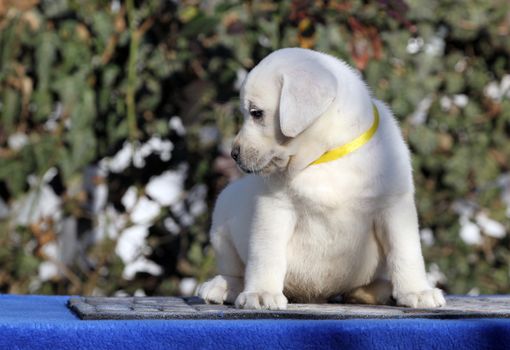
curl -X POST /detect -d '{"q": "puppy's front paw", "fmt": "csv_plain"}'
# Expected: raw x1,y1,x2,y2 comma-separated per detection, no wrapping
395,288,446,308
235,291,288,310
196,275,242,304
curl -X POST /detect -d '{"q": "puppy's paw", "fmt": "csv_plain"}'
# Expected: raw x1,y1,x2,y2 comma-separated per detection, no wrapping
196,275,242,305
395,288,446,308
235,291,288,310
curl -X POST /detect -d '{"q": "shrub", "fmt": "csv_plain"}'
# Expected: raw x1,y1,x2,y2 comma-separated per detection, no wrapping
0,0,509,296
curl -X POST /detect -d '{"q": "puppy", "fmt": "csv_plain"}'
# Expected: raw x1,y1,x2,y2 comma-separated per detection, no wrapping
197,48,445,310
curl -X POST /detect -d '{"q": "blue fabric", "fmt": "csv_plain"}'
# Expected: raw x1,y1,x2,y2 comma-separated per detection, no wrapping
0,295,509,350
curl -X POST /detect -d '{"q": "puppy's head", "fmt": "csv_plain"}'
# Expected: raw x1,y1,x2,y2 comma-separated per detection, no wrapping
232,49,337,175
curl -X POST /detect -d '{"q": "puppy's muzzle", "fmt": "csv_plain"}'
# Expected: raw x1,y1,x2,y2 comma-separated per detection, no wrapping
231,143,255,173
231,144,241,162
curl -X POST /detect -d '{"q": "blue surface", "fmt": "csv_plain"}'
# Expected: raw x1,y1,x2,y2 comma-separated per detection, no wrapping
1,295,510,350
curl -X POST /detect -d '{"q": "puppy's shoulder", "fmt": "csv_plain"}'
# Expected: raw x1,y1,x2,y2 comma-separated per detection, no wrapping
214,175,267,208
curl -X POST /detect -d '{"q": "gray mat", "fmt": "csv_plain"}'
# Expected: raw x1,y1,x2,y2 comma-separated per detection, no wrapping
68,296,510,320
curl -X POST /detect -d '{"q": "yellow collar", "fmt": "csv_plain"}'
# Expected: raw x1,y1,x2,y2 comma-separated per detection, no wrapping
310,103,380,166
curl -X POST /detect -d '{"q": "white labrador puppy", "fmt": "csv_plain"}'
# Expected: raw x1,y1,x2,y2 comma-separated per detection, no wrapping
197,48,445,310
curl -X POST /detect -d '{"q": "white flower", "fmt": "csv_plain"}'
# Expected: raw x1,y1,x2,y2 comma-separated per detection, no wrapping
146,170,184,206
454,58,467,73
440,96,452,111
179,278,197,296
171,201,194,227
111,0,121,13
121,186,138,211
134,289,147,297
485,81,501,100
123,257,163,280
14,184,61,226
453,94,468,108
484,75,510,101
257,35,271,48
41,242,59,260
459,216,482,245
410,95,433,126
93,183,108,214
8,132,29,151
188,184,207,217
169,116,186,136
114,290,129,297
43,167,58,182
107,142,133,173
44,103,63,131
425,36,444,56
475,212,506,239
406,37,424,55
133,137,174,167
38,261,59,281
426,263,447,287
95,205,126,241
164,217,180,235
115,224,149,263
467,287,480,296
420,228,435,247
130,196,161,225
424,26,447,57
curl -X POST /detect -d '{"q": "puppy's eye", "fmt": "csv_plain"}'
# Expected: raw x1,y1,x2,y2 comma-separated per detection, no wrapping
250,109,264,120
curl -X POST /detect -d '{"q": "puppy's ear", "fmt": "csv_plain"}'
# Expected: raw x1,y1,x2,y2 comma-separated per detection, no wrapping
279,62,337,137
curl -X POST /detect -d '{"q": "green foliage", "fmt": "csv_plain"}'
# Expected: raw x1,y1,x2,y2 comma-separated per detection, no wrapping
0,0,509,296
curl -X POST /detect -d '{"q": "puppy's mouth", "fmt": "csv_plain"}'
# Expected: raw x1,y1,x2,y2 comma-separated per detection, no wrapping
236,155,289,175
237,163,257,174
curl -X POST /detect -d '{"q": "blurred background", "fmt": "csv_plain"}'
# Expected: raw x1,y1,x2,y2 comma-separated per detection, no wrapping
0,0,509,297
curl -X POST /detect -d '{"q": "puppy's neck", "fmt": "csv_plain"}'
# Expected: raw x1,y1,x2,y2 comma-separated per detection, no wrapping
285,99,375,177
286,145,325,176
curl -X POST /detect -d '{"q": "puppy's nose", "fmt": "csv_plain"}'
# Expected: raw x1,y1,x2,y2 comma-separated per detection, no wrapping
231,145,240,161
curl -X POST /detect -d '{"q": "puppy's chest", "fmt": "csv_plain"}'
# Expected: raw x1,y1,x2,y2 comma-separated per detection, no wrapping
284,202,380,298
288,166,377,209
290,197,372,248
286,185,380,259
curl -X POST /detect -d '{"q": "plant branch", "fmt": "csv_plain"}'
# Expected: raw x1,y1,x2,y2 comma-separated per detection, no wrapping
126,0,140,141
